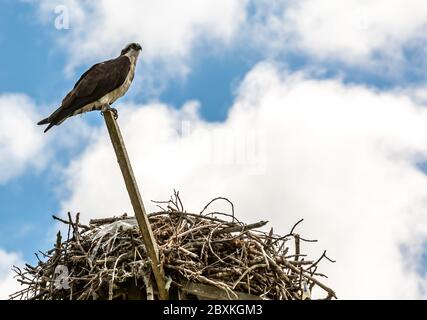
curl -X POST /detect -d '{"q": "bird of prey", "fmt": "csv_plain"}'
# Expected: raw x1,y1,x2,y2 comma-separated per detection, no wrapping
37,42,142,132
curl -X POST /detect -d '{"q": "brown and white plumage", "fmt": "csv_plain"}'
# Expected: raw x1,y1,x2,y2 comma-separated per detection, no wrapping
37,43,142,132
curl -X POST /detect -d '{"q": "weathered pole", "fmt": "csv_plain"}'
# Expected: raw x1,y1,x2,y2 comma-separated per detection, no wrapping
103,109,168,300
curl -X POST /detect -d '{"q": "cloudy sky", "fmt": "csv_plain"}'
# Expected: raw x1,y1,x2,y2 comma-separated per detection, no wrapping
1,0,427,299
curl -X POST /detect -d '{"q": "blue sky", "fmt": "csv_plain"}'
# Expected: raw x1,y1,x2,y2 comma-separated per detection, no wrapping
0,1,60,257
2,0,427,299
0,0,262,268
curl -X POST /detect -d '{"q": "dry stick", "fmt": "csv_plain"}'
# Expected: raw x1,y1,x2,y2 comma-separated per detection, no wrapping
103,109,168,300
109,252,129,300
176,223,218,239
309,250,336,271
174,190,185,212
281,259,336,298
271,218,304,246
152,211,236,225
232,264,268,290
52,215,91,231
294,234,300,263
200,197,235,219
68,213,92,270
213,221,268,236
89,215,132,226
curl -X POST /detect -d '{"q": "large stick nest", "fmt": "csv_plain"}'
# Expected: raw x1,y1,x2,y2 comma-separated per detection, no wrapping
11,192,336,300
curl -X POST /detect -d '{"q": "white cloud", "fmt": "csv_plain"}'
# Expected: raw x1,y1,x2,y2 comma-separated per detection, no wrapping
59,62,427,299
32,0,427,77
0,249,23,300
0,92,98,185
35,0,247,75
0,94,47,183
251,0,427,68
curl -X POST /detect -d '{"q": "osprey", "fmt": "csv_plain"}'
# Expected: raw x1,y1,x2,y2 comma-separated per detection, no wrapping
37,42,142,132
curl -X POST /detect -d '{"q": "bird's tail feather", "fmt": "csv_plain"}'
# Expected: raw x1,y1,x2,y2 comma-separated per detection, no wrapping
37,117,50,125
43,123,55,133
37,116,55,133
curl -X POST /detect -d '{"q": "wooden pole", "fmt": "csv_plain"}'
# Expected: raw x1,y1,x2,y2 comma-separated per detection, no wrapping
103,110,168,300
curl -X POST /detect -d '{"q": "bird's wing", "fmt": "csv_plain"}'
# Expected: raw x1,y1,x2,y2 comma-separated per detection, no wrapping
49,56,131,124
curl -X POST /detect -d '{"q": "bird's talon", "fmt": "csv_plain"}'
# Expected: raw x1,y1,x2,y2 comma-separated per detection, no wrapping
112,108,118,120
100,105,118,119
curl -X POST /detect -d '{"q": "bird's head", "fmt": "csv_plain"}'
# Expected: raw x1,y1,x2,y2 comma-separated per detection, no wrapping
120,42,142,57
